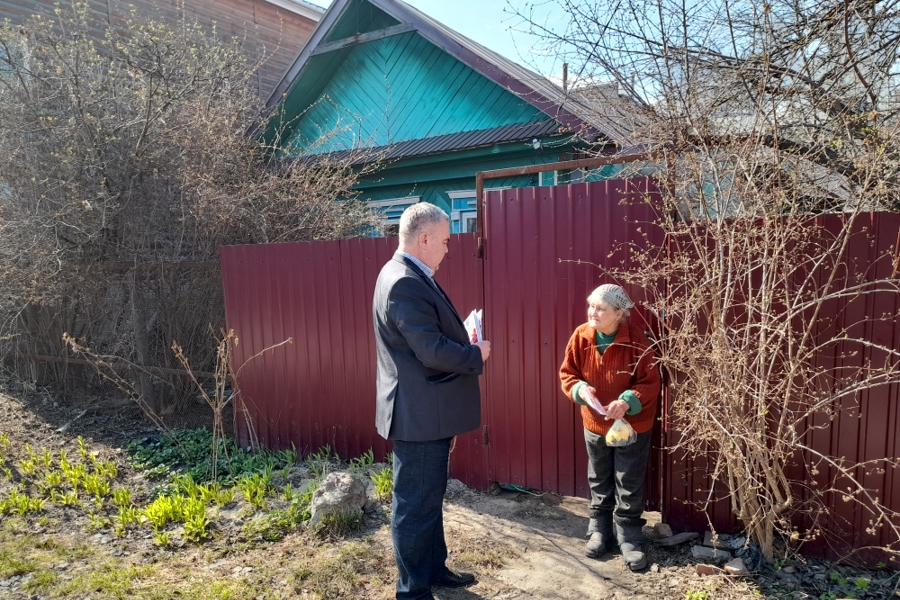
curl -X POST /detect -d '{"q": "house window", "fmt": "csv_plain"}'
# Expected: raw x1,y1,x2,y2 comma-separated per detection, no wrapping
369,197,419,237
0,34,28,80
540,170,584,186
448,191,477,234
448,188,510,233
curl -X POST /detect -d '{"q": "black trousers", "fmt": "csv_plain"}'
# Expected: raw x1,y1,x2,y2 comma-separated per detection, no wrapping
391,438,453,600
584,427,652,525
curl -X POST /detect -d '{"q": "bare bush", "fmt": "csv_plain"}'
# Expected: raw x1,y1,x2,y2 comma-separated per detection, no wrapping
0,2,381,414
513,0,900,562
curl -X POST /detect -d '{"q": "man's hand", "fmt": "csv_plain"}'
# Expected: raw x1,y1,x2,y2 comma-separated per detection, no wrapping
475,340,491,362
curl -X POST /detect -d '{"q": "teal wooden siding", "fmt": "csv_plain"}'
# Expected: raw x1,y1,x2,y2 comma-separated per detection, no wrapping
324,0,399,42
286,32,547,153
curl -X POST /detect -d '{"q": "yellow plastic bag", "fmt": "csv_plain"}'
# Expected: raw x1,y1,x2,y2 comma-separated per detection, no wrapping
605,418,637,447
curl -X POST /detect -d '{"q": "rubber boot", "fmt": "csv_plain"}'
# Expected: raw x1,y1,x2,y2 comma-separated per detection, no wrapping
585,513,613,559
615,521,647,571
585,518,598,539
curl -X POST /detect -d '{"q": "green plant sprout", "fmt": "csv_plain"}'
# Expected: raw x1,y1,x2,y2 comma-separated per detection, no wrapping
349,449,375,475
371,468,393,501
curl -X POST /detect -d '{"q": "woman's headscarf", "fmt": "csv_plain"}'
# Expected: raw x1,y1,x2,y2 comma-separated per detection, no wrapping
589,284,634,310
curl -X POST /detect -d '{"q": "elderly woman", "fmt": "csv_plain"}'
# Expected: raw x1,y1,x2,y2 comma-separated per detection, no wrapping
559,284,661,570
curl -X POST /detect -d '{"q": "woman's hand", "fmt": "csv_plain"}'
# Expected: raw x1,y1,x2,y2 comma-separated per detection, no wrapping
604,399,629,421
578,385,607,415
578,385,599,406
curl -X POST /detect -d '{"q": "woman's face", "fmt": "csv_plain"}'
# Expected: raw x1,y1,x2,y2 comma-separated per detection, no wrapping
587,300,623,335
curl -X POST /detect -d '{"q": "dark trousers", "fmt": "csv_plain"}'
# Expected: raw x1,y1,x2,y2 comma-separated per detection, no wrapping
391,438,452,600
584,427,652,525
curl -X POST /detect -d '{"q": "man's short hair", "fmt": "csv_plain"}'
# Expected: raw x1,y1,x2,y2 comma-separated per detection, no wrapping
399,203,449,243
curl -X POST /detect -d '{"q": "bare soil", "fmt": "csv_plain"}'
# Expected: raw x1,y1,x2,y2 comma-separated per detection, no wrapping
1,382,897,600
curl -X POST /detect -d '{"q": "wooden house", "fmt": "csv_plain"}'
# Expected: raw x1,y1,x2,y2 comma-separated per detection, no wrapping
265,0,639,234
0,0,324,99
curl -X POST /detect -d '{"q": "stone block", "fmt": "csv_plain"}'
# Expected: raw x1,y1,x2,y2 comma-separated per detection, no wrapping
656,531,700,547
652,523,673,538
723,558,749,576
691,545,733,562
696,564,724,576
309,471,367,526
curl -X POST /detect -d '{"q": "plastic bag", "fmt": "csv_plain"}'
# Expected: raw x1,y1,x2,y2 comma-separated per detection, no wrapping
605,418,637,447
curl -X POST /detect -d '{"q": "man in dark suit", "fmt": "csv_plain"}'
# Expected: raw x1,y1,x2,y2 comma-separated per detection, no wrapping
373,203,491,600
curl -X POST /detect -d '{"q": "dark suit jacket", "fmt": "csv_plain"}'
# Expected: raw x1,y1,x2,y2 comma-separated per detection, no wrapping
373,253,483,441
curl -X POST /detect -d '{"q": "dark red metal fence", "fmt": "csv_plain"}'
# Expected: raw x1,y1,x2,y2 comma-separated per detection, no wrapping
219,234,486,481
664,212,900,562
221,237,394,461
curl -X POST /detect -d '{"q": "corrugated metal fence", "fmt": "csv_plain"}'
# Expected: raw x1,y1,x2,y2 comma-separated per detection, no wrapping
219,234,486,478
220,180,900,562
664,212,900,562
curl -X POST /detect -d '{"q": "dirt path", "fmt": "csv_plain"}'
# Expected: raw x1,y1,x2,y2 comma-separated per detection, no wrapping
447,497,656,599
426,492,736,600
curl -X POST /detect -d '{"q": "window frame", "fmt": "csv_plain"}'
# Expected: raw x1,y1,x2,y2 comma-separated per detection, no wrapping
0,31,30,82
448,190,477,234
368,196,420,237
448,188,509,233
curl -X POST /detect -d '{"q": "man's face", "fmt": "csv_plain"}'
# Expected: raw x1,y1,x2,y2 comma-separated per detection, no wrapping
419,220,450,271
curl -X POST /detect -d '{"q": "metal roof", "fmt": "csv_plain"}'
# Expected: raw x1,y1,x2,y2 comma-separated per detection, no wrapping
267,0,639,148
306,119,568,165
265,0,326,19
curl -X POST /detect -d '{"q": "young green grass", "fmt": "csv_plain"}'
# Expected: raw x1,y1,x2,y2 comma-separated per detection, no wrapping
242,490,312,542
114,505,141,536
0,546,38,577
0,487,46,515
236,471,272,510
2,430,404,595
23,567,58,591
112,486,132,507
371,467,393,501
182,510,211,542
201,482,234,506
1,526,100,586
349,449,375,475
40,469,63,489
0,431,418,598
142,494,206,532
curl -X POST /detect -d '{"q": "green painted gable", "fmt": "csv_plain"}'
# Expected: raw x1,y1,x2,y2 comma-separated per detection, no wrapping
324,0,399,42
284,32,548,154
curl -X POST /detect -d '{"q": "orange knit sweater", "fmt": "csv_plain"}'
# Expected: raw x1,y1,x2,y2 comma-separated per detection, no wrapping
559,321,661,435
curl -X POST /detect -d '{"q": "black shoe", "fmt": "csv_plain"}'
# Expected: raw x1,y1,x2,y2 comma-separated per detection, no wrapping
433,569,476,588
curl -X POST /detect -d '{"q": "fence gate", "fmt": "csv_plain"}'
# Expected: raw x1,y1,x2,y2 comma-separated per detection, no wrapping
479,178,666,507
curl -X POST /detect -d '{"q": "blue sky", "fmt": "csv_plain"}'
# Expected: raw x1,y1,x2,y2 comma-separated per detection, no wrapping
303,0,567,78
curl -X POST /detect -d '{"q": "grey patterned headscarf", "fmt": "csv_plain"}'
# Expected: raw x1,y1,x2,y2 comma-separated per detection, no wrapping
588,284,634,310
